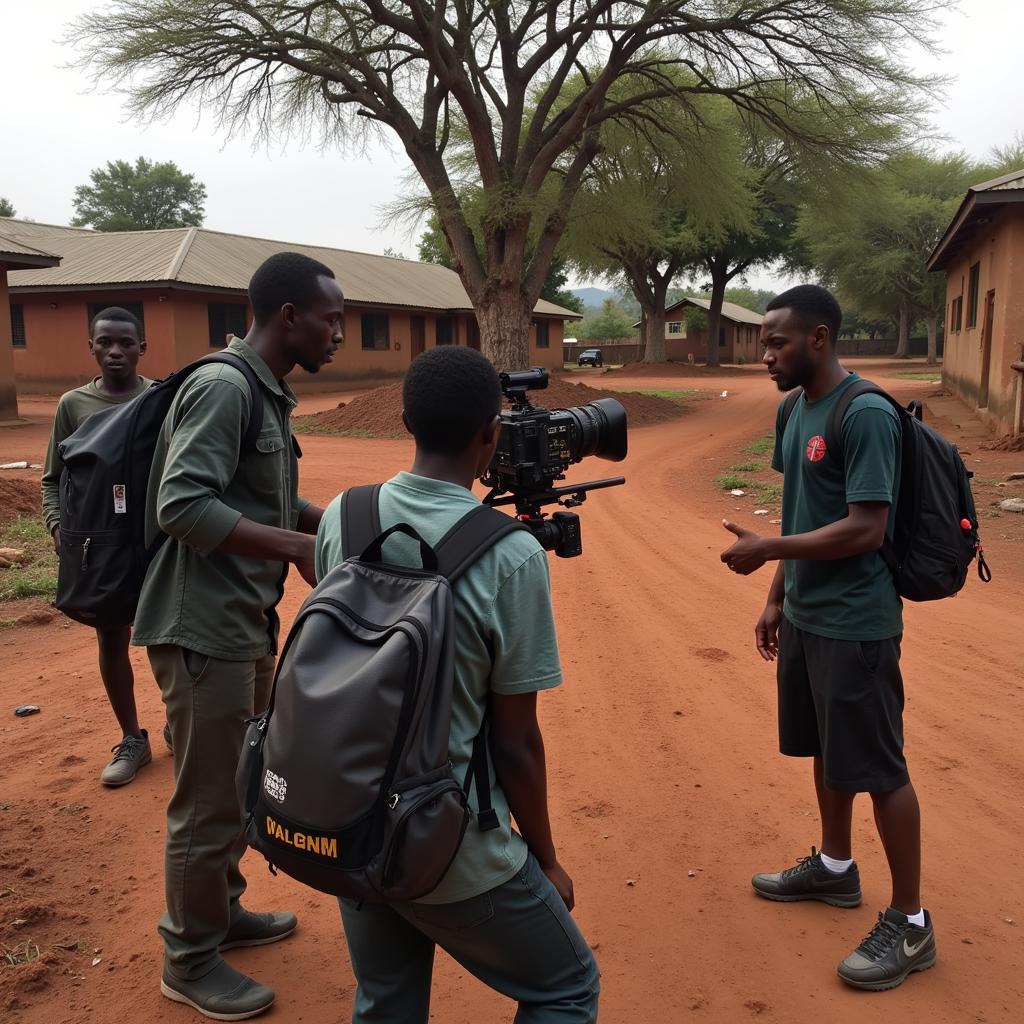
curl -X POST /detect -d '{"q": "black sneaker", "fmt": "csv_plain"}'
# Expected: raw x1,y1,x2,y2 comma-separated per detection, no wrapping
837,907,936,991
752,846,862,907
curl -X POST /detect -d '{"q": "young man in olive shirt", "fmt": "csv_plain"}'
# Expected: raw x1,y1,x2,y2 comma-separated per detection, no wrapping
720,285,935,991
41,307,153,786
133,252,342,1020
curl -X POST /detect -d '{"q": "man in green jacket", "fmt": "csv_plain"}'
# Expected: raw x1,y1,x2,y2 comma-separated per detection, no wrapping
41,306,153,786
133,252,342,1020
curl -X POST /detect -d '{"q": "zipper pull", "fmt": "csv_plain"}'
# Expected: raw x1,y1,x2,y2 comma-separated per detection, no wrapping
388,793,400,810
81,537,91,570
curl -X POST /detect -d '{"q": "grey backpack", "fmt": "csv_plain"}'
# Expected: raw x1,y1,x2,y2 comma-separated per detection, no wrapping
237,483,526,902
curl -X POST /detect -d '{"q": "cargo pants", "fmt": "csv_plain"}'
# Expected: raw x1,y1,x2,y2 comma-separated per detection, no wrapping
340,852,600,1022
148,645,275,979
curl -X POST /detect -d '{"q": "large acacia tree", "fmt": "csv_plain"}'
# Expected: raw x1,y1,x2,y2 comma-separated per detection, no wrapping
72,1,941,367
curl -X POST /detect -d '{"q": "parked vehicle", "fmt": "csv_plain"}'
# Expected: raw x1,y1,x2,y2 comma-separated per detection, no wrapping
577,348,603,367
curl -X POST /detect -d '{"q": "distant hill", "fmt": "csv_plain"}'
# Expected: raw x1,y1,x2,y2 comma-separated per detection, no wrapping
571,286,618,309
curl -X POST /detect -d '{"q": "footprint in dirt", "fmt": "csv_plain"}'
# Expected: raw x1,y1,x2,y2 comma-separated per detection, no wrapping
692,647,731,663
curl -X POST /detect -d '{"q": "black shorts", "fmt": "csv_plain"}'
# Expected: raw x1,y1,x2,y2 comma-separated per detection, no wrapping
776,617,909,793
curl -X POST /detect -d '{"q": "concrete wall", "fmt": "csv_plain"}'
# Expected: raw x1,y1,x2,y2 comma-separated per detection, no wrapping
9,285,569,394
0,268,18,419
941,204,1024,436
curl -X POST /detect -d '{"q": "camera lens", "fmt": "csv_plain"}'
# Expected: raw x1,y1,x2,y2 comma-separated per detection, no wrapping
557,397,628,463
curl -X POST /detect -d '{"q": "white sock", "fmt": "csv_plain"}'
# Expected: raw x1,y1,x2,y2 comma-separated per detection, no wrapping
905,908,926,927
819,851,853,874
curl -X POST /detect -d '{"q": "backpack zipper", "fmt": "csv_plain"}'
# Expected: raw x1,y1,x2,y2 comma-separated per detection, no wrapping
81,537,91,570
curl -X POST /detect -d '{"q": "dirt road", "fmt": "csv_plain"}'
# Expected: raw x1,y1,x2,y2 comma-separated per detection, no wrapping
1,362,1021,1023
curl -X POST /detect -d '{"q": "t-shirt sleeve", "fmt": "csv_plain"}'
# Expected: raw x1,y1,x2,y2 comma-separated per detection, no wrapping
488,549,563,695
314,493,345,583
842,399,900,505
41,396,75,533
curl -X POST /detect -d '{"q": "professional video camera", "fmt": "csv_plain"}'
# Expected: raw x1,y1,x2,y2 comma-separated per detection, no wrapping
480,367,627,557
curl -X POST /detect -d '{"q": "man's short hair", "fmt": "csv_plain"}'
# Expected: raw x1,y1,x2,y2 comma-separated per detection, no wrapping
766,285,842,344
403,346,501,455
248,251,338,323
89,306,142,338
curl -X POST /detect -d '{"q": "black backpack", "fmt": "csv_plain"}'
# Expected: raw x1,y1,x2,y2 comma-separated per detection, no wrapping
236,484,526,903
779,378,992,602
55,352,264,628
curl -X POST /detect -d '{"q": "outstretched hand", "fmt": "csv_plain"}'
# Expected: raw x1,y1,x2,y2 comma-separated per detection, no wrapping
720,520,768,576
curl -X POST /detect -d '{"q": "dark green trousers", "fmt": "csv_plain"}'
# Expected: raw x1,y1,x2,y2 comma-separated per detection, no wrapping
149,645,274,979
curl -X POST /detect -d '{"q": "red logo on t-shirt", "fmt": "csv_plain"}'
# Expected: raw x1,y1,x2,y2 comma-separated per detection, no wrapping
806,435,827,462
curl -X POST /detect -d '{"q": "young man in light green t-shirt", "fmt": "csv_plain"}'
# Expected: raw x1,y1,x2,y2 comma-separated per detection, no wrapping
316,346,599,1023
41,306,153,787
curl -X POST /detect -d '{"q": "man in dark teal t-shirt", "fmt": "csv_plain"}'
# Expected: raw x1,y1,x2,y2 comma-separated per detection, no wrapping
719,285,935,993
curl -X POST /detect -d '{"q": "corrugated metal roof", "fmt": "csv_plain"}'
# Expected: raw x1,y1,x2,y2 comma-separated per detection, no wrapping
662,296,764,325
969,168,1024,193
2,218,579,318
0,227,61,267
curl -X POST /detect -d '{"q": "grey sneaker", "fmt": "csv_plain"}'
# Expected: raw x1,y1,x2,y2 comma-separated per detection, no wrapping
161,959,274,1021
838,907,936,990
220,909,298,951
162,722,173,752
100,730,152,787
752,846,862,907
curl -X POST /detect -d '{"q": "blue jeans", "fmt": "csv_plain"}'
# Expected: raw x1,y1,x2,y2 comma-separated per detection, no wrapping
340,853,600,1023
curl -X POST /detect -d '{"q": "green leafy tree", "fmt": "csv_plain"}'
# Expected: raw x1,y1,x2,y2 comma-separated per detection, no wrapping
563,83,753,362
71,157,206,230
72,1,940,368
577,298,635,342
418,213,582,313
0,197,15,218
798,151,982,364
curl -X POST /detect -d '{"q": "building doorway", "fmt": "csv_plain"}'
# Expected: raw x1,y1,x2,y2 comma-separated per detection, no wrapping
978,290,995,409
410,315,425,359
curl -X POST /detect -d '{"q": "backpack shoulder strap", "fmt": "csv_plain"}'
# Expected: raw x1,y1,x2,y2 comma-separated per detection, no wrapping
340,483,383,560
824,378,898,469
433,504,530,582
777,388,803,438
175,351,266,452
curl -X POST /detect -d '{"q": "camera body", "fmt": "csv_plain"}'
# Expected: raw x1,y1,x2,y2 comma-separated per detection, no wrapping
480,368,627,557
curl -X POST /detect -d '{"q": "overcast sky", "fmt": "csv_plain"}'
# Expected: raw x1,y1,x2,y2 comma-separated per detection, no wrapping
2,2,1022,293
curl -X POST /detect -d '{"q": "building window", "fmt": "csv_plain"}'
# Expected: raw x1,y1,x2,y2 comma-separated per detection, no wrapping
951,296,963,333
10,304,25,348
208,302,247,348
535,320,549,349
361,313,389,350
435,316,454,345
87,301,146,340
668,321,682,334
966,263,980,328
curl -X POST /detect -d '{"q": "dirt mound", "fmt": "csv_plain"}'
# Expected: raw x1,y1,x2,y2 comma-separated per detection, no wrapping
980,433,1024,452
294,378,684,438
0,478,40,528
609,360,749,377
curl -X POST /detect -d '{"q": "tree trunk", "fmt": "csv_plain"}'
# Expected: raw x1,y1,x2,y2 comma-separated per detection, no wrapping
643,305,666,363
474,286,536,371
893,302,910,359
926,311,938,366
705,269,727,368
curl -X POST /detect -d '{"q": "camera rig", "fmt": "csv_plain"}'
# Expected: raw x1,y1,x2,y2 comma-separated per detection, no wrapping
480,368,627,557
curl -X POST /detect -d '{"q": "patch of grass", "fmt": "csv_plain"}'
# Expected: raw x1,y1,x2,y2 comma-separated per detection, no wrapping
57,802,87,816
0,802,11,811
715,474,753,491
892,371,941,382
0,516,58,603
624,387,703,401
291,422,398,439
752,482,783,504
747,433,775,456
1,940,40,967
729,461,762,474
